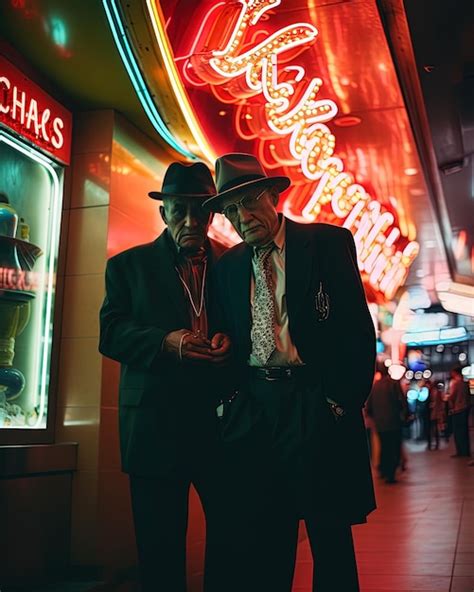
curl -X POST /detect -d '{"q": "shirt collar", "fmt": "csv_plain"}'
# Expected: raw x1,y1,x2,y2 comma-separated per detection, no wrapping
273,214,285,254
251,215,285,255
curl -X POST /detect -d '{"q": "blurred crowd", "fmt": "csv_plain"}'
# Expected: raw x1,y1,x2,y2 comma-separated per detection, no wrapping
364,364,472,484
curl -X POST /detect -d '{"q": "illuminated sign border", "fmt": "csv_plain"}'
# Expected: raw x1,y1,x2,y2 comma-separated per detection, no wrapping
102,0,198,160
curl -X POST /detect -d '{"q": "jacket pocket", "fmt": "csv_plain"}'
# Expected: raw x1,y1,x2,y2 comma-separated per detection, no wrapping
119,388,144,407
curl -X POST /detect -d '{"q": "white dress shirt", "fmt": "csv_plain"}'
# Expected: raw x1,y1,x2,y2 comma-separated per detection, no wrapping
249,217,303,367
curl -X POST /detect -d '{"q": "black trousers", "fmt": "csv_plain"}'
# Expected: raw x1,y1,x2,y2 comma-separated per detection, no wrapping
257,508,359,592
225,375,361,592
452,409,471,456
129,441,227,592
378,429,401,481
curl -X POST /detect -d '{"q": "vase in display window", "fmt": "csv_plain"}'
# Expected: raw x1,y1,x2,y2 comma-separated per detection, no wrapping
0,194,42,427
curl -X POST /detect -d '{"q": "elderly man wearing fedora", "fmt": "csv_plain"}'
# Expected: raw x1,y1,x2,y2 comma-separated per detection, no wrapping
99,161,231,592
206,153,376,592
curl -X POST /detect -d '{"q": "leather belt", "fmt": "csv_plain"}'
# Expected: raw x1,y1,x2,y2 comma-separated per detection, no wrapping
248,365,311,382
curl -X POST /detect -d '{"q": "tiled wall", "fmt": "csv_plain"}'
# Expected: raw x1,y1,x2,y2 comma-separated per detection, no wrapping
56,110,207,581
56,110,114,564
95,113,167,569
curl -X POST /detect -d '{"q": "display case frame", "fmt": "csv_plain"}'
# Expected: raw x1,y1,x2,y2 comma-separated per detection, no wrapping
0,128,68,445
0,53,71,445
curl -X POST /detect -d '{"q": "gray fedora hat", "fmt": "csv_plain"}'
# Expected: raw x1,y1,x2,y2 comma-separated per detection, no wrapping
202,153,290,211
148,161,216,200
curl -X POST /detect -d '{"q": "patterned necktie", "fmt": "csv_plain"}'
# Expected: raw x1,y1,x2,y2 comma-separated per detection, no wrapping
251,243,276,365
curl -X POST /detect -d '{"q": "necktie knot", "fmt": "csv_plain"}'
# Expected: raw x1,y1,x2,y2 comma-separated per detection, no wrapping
254,242,275,263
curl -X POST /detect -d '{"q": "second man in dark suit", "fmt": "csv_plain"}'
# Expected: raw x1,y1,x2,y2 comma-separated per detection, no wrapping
99,162,230,592
206,153,376,592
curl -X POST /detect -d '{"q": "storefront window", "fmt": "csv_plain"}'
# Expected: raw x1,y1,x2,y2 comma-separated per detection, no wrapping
0,130,64,429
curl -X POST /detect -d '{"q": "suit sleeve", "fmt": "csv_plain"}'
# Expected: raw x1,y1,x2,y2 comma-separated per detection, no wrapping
331,229,376,409
98,256,167,369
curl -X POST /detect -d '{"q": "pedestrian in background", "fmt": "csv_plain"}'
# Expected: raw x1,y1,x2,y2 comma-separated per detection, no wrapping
448,366,471,458
367,364,408,483
427,382,446,451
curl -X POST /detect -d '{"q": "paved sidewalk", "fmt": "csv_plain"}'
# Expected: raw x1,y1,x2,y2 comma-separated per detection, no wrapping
293,439,474,591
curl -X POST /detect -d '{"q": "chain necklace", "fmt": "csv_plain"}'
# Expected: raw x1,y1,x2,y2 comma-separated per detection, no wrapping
175,258,207,318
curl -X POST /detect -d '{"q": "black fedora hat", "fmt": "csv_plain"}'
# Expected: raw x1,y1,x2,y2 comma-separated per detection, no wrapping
148,161,216,200
203,153,290,211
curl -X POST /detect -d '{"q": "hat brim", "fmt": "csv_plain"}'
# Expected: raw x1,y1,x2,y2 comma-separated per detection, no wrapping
202,176,290,212
148,191,216,201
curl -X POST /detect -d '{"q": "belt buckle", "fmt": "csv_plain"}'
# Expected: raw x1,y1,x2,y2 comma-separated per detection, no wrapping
262,367,292,381
264,368,278,381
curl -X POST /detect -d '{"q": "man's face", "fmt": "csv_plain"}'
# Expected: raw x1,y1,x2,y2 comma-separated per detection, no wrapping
223,187,280,247
160,197,212,252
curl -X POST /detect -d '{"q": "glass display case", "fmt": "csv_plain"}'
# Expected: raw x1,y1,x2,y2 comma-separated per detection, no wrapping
0,54,71,434
0,130,64,429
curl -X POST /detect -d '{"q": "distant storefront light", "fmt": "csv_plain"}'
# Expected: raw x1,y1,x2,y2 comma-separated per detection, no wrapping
462,365,474,379
402,326,468,346
418,387,429,402
388,363,406,380
436,281,474,317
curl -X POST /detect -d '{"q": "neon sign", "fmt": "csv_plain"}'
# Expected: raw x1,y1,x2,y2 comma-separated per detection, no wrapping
0,54,71,164
155,0,420,300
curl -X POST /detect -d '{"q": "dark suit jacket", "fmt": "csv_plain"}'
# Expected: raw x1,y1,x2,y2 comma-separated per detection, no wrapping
213,218,375,409
99,230,226,476
212,218,376,522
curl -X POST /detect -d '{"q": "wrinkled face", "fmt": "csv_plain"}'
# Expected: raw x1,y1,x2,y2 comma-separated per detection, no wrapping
160,197,212,252
223,186,280,247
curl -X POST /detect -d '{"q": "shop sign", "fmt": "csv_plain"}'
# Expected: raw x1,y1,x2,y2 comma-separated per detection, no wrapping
0,54,72,164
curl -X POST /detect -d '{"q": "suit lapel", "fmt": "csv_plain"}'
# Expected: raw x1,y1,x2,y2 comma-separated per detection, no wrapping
232,243,252,356
285,218,315,325
151,232,189,325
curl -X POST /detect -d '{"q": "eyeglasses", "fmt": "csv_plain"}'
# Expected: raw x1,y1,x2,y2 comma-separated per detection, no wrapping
222,189,266,220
